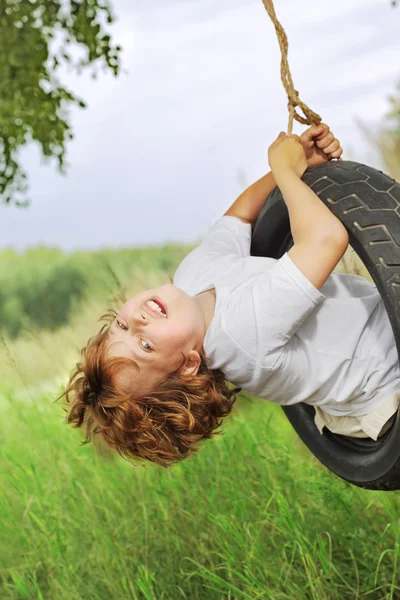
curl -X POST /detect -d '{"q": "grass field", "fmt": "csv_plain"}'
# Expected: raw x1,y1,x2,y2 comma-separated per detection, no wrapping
2,391,400,599
2,246,398,600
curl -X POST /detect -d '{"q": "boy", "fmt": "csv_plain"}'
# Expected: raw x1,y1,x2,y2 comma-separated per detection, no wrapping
62,125,400,466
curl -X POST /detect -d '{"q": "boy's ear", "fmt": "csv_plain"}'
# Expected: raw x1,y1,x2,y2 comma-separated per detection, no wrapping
179,350,201,377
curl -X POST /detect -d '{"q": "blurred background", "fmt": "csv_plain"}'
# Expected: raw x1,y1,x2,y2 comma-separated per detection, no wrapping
1,1,400,599
1,0,400,391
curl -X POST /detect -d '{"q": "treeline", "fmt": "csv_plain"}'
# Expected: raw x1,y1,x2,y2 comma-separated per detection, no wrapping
0,242,194,339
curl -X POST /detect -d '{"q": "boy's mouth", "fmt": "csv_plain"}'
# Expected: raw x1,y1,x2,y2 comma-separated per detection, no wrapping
146,297,167,317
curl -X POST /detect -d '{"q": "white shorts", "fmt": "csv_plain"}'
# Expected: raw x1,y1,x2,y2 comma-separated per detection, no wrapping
314,392,400,441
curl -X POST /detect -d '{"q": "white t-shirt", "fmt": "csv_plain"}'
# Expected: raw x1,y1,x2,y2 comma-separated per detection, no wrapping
173,216,400,417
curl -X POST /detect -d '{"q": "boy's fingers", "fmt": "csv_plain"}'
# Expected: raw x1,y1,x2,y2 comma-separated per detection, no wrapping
301,123,327,143
314,123,329,139
269,131,286,150
316,132,335,149
271,132,286,147
302,139,315,149
329,146,343,159
323,139,340,155
273,131,286,143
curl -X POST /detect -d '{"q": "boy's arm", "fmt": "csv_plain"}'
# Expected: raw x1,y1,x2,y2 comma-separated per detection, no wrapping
224,171,277,227
269,133,348,290
278,170,348,289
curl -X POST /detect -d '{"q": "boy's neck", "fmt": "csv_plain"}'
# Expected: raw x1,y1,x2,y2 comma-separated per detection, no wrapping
194,288,216,334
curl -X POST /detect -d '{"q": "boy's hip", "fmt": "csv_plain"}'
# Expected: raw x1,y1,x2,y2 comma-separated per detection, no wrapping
314,392,400,441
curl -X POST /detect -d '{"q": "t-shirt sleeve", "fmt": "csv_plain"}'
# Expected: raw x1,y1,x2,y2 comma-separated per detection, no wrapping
247,251,325,354
197,215,252,257
173,216,251,290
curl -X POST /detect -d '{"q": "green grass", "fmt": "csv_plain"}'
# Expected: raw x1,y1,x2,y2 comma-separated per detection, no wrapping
1,391,400,600
0,244,396,599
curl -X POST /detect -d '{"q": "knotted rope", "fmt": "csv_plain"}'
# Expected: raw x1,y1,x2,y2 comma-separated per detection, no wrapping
261,0,322,134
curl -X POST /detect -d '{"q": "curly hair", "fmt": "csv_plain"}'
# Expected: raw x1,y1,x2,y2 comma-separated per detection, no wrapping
58,309,241,467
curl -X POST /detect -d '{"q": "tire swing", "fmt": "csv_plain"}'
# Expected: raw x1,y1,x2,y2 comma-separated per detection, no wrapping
253,0,400,491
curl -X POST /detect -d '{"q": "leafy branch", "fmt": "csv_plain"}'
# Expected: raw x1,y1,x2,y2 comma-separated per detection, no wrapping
0,0,121,206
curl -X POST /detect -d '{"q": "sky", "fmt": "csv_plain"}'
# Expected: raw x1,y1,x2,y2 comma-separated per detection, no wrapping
1,0,399,251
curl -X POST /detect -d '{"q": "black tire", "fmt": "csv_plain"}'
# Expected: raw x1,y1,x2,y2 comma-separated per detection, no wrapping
251,160,400,490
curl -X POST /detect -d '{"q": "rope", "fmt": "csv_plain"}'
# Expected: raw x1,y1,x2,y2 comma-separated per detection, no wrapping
261,0,322,134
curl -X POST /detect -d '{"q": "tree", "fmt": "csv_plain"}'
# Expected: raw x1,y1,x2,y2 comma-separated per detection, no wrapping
0,0,121,206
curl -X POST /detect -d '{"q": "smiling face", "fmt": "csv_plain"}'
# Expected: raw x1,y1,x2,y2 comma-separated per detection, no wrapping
106,284,208,394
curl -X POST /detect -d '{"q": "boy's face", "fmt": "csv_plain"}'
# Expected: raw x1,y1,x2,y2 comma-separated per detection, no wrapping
106,284,206,393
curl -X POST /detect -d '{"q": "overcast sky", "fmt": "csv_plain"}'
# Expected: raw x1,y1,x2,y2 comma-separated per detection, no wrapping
1,0,399,251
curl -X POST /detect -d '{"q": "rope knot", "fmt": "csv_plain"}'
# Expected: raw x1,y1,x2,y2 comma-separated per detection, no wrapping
287,90,300,108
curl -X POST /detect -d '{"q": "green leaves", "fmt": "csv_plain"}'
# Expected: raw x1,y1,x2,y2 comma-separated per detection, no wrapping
0,255,87,339
0,0,121,205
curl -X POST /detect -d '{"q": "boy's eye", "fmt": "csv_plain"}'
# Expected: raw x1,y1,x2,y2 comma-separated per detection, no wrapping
116,320,152,352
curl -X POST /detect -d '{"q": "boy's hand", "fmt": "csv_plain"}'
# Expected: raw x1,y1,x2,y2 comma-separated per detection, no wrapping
268,132,308,179
300,123,343,167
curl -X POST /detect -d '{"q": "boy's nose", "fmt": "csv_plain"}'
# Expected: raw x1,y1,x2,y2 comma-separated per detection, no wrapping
132,310,148,325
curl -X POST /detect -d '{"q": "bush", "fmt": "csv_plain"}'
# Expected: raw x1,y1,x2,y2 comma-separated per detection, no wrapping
0,242,195,340
0,259,86,339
